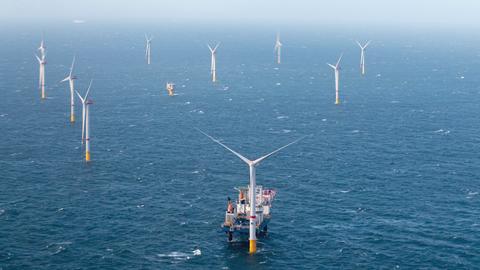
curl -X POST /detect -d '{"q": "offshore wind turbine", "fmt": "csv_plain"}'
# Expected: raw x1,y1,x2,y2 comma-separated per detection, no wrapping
197,128,304,254
76,80,93,162
35,38,46,99
327,54,343,105
61,56,77,122
208,43,220,82
356,41,371,75
145,34,153,65
274,33,282,64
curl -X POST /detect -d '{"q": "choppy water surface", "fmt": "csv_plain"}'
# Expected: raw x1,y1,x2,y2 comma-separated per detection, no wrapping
0,24,479,269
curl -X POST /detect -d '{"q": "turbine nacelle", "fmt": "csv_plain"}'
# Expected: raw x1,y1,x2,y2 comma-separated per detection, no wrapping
145,34,153,43
356,40,371,50
208,43,220,54
327,53,343,70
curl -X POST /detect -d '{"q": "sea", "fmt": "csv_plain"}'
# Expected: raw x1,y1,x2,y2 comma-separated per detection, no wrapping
0,22,479,269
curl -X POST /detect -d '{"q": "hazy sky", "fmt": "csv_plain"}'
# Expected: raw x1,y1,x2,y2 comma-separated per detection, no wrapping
3,0,480,27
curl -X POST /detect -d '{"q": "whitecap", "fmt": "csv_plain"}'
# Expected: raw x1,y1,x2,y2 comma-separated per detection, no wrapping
198,110,204,114
157,251,192,261
339,190,351,193
276,82,281,86
184,101,191,105
322,118,327,122
276,115,289,120
282,129,291,133
193,249,201,256
192,170,199,174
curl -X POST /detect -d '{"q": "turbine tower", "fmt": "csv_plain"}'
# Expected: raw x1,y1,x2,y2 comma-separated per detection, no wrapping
145,34,153,65
327,54,343,105
76,80,93,162
61,56,77,122
356,41,371,75
208,43,220,82
35,38,46,99
274,33,282,64
198,129,304,254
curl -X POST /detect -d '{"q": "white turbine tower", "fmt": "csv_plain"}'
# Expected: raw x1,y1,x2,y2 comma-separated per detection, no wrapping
75,80,93,162
145,34,153,65
356,41,371,75
35,38,46,99
327,54,343,105
61,56,77,122
274,33,282,64
197,128,304,254
208,43,220,82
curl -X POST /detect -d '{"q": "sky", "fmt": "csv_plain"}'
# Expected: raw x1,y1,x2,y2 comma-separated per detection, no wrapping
2,0,480,27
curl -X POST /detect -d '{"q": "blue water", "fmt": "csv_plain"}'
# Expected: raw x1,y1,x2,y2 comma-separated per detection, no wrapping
0,24,479,269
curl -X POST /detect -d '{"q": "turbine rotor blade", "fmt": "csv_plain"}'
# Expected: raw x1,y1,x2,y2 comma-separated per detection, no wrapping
327,63,336,69
196,128,252,165
84,79,93,100
336,53,343,67
75,90,85,103
69,55,76,77
253,135,306,165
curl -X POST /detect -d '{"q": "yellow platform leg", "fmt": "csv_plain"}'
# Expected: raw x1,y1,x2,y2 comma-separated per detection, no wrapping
249,240,256,254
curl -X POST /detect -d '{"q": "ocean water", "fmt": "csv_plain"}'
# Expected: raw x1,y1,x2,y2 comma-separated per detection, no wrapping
0,24,479,269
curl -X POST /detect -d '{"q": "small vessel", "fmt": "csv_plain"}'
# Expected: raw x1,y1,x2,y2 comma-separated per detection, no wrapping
223,186,276,242
166,82,175,96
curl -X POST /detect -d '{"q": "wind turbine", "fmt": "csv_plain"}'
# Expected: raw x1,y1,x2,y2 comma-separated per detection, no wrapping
145,34,153,65
35,38,46,99
356,41,371,75
274,33,282,64
61,56,77,122
208,43,220,82
327,54,343,105
75,80,93,162
197,128,304,254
